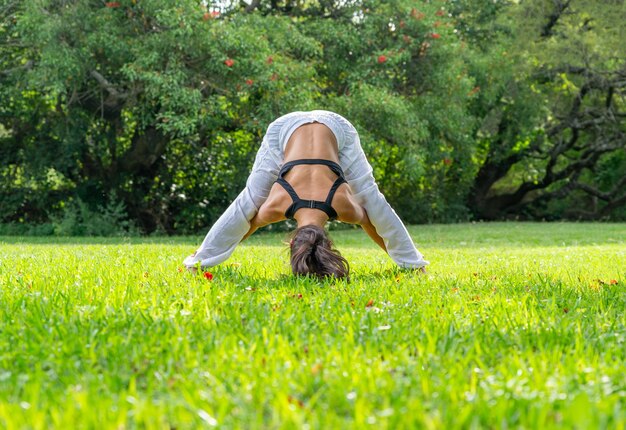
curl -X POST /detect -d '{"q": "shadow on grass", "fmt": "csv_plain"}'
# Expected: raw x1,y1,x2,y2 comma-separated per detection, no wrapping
210,265,419,290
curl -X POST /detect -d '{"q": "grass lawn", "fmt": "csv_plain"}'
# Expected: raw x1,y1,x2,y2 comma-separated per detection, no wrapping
1,222,625,429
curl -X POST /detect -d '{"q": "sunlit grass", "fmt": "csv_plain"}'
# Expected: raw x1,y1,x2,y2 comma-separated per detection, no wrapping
1,222,625,429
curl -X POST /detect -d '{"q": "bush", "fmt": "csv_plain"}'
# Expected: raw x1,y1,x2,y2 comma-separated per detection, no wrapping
0,223,55,236
51,195,138,236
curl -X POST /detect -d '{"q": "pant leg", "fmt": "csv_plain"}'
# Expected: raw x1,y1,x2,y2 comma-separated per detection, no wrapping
183,138,281,268
337,120,429,269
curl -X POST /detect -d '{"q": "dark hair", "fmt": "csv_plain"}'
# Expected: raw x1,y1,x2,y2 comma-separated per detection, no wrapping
290,225,349,280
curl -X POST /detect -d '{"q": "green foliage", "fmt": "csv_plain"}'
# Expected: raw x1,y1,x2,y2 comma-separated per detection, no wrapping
0,222,54,236
462,0,626,219
0,193,137,236
51,194,138,236
1,0,325,232
1,0,624,233
0,0,479,232
1,223,626,427
303,0,478,222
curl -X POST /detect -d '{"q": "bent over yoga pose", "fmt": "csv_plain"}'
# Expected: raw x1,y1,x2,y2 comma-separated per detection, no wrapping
184,110,429,279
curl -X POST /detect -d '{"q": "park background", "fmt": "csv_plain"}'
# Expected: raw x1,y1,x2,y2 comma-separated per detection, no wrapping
2,2,626,429
1,0,624,236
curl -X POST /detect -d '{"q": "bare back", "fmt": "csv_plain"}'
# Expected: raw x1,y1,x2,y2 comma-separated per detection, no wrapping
253,123,364,227
283,122,340,162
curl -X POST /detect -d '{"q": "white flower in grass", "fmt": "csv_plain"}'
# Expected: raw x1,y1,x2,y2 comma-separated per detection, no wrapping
198,410,218,426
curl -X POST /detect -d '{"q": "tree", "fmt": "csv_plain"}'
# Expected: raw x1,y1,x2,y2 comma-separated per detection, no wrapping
1,0,478,232
6,0,620,233
1,0,321,232
462,0,626,220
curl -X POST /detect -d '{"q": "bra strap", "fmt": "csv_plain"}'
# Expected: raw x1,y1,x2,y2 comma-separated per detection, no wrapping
276,158,346,221
325,177,347,205
285,200,338,221
276,178,300,202
279,159,345,179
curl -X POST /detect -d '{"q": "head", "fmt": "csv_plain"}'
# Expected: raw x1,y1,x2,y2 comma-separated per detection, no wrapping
289,224,349,280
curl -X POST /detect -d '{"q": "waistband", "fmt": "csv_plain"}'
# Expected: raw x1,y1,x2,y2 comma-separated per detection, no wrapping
277,111,349,152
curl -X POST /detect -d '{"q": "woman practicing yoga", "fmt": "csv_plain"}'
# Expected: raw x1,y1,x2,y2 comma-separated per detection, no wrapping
183,110,428,279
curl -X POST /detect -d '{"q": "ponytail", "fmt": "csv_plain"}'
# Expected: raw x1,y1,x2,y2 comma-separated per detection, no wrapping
290,225,349,280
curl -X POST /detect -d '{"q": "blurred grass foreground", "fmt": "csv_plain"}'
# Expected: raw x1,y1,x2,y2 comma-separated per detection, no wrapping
1,222,625,429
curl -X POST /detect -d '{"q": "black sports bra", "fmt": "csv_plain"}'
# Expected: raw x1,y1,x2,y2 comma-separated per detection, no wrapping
276,159,347,221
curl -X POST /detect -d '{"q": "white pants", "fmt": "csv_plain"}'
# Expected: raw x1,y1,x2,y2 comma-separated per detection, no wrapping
184,110,428,269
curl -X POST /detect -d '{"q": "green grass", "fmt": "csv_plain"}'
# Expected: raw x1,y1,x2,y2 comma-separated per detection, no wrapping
1,222,625,429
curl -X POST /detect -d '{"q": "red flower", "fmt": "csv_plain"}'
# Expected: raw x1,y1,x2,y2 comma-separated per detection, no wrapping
411,8,425,20
266,56,274,64
224,58,234,67
245,79,254,85
203,271,213,281
431,33,441,39
203,11,220,20
435,10,446,17
287,395,305,408
443,158,452,166
377,55,387,64
468,86,481,96
311,363,323,375
105,2,121,7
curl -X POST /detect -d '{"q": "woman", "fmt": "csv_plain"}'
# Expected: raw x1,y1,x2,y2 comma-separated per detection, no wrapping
184,110,429,279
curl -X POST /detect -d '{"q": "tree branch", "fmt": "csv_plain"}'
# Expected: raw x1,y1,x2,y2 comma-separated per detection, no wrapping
571,175,626,202
541,0,571,38
90,70,125,99
245,0,261,13
0,60,34,77
198,78,229,95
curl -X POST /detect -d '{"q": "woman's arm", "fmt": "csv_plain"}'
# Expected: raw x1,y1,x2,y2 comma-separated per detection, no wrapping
338,195,387,252
241,222,259,242
340,132,429,269
184,142,280,269
358,209,387,252
241,204,282,241
348,170,429,268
